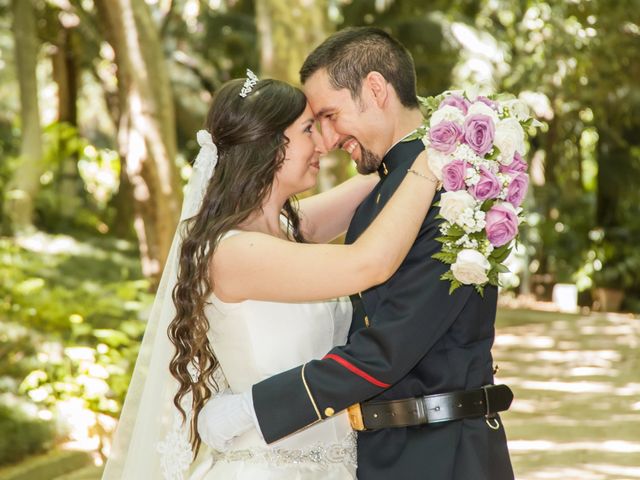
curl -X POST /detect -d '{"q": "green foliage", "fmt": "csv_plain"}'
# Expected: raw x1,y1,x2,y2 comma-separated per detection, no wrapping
33,122,122,236
0,120,20,235
0,403,54,466
338,1,459,96
591,227,640,291
0,234,152,459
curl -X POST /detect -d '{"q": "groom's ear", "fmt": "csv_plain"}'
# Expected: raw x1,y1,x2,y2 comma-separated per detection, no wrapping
364,71,389,109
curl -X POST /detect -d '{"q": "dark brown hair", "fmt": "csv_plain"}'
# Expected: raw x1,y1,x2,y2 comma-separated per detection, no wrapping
300,26,419,109
168,78,307,456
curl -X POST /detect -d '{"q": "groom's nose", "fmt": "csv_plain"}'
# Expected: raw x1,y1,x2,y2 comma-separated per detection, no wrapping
320,121,340,151
311,127,327,155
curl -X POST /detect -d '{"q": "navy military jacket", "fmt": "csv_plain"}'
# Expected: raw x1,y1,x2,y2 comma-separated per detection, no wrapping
252,138,514,479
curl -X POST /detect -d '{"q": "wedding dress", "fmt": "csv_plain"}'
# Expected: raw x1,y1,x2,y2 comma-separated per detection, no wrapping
188,231,356,479
102,131,355,479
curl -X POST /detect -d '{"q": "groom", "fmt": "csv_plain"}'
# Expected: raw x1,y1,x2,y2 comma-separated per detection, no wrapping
208,27,514,479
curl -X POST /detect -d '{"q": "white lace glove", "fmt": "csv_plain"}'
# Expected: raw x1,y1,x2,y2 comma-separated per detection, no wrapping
197,389,261,452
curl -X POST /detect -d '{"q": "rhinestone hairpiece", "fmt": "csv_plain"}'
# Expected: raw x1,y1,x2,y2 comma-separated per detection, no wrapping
239,69,259,98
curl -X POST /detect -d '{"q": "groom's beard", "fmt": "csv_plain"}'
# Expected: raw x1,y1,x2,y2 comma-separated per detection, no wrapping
356,145,383,175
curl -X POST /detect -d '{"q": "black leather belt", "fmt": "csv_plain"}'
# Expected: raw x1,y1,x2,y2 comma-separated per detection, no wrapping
348,384,513,431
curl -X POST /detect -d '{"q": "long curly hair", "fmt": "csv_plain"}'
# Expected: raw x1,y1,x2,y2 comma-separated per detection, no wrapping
168,78,307,456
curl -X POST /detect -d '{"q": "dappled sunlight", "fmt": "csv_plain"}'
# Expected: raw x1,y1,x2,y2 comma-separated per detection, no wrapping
495,307,640,479
494,334,555,348
614,383,640,396
517,379,611,394
16,232,88,255
13,231,135,257
509,439,640,453
587,464,640,478
567,366,617,377
580,324,638,336
520,466,640,480
534,349,621,364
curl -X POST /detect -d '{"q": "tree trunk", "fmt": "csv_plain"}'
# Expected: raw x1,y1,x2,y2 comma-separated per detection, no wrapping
6,0,43,233
52,25,83,225
95,0,182,286
255,0,350,193
255,0,330,83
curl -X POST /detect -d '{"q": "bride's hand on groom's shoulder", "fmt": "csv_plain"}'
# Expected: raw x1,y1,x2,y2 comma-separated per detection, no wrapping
198,389,260,451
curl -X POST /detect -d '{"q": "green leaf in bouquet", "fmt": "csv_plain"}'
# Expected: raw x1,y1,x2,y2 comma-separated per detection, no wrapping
488,269,500,285
433,251,457,264
486,145,501,161
447,224,465,236
435,235,458,243
449,278,462,295
481,199,497,212
491,244,512,263
419,94,441,111
494,263,511,273
440,270,455,281
521,117,544,129
403,127,426,142
474,284,485,297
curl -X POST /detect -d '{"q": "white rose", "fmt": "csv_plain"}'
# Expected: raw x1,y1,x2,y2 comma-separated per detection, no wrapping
443,89,465,97
494,118,525,165
426,147,452,181
439,190,476,225
451,249,490,285
465,85,480,102
503,99,530,121
466,101,499,125
430,106,465,128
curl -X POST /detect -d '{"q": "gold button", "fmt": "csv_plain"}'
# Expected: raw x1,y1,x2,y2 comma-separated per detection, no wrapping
364,315,370,327
324,407,335,417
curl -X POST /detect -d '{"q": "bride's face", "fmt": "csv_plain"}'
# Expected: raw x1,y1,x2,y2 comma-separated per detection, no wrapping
275,103,325,195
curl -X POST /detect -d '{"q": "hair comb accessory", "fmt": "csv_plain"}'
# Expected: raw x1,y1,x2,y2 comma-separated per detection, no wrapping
179,130,218,221
239,69,259,98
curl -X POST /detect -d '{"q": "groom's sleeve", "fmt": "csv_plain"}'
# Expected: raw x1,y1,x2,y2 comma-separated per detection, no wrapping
252,206,475,443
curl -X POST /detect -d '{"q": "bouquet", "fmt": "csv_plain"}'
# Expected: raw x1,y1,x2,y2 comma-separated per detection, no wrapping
407,90,542,294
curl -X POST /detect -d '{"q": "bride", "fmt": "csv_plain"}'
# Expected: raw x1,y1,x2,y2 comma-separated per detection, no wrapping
102,72,437,479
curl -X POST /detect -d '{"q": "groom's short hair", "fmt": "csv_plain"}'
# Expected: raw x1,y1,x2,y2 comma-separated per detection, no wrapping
300,27,419,109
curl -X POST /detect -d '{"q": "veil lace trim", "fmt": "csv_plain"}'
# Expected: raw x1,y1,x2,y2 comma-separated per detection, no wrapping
156,412,193,480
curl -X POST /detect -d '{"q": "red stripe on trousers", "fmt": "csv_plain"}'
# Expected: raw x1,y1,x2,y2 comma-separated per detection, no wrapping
323,353,390,388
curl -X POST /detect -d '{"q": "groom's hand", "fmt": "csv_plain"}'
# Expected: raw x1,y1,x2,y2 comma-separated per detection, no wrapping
198,390,261,451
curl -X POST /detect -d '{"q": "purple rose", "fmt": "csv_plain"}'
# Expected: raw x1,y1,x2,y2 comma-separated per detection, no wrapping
499,151,528,174
440,94,470,114
476,96,498,110
470,166,501,201
506,173,529,207
442,159,467,191
485,203,519,247
463,114,495,156
429,121,463,154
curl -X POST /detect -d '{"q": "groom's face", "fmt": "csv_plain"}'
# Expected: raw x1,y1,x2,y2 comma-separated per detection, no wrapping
303,69,385,175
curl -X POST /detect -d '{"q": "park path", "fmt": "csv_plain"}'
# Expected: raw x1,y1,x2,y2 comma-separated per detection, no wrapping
496,308,640,480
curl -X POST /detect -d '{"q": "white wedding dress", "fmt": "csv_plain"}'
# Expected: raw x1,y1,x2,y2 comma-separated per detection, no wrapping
189,231,357,479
